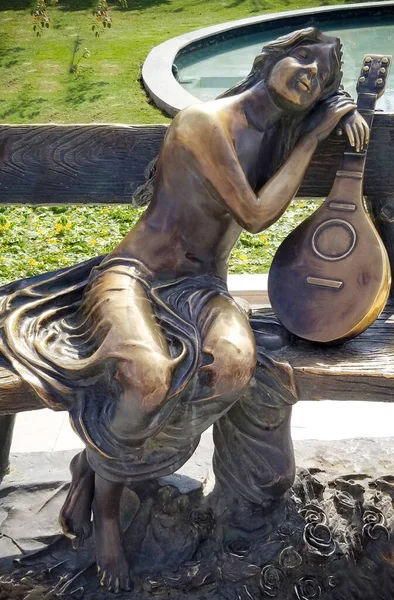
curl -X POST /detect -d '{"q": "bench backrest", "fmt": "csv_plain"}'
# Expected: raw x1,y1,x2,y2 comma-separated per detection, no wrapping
1,118,394,295
0,116,393,205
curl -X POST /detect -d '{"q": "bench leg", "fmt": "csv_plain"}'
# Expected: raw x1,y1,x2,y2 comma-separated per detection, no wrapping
0,414,16,481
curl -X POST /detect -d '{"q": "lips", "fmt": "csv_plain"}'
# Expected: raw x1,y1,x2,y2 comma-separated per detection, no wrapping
296,77,310,92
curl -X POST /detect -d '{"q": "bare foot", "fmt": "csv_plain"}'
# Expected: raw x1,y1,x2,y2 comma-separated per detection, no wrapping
96,535,131,592
93,473,131,592
59,450,94,548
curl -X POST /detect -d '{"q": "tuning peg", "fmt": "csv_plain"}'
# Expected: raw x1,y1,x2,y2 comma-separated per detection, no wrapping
379,67,387,74
359,76,366,83
381,57,389,64
364,56,372,63
376,78,384,86
363,66,370,73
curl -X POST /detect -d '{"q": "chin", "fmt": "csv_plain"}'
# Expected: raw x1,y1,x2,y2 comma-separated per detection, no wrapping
268,83,312,115
280,93,311,113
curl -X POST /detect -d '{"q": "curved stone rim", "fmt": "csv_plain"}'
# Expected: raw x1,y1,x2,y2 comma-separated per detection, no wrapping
142,1,394,117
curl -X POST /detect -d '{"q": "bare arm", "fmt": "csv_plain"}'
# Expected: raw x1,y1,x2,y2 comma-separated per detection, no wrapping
176,98,357,234
252,97,360,232
252,134,318,233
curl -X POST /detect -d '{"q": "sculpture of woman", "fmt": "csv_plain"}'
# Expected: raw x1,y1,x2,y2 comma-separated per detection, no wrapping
0,28,368,591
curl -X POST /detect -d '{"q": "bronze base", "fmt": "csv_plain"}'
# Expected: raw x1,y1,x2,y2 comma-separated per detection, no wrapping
1,465,393,600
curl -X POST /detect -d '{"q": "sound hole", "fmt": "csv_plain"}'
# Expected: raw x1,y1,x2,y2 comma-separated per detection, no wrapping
312,219,357,261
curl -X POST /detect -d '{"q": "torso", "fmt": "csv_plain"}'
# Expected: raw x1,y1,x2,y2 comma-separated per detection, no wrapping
106,99,265,281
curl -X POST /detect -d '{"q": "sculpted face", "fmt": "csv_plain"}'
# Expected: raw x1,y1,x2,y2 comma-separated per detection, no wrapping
267,42,333,110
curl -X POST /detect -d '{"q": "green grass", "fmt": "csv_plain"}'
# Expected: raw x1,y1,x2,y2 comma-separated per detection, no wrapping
0,0,346,125
0,0,332,282
0,200,322,281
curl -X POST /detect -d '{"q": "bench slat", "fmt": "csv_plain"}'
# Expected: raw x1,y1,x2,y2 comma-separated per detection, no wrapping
0,115,394,205
0,363,44,415
0,124,165,205
1,303,394,414
263,303,394,402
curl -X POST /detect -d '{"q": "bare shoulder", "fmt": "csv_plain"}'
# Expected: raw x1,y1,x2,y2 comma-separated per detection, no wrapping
171,101,230,148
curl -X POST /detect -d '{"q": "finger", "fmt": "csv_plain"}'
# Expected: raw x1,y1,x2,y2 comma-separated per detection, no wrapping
345,123,355,147
356,122,366,150
363,121,370,147
358,121,367,151
353,123,361,152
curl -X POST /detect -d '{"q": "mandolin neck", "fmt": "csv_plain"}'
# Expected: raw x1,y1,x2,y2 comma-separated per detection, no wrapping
338,92,377,178
333,53,391,199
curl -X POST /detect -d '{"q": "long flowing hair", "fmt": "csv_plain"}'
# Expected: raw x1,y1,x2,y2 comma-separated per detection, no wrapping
133,27,343,205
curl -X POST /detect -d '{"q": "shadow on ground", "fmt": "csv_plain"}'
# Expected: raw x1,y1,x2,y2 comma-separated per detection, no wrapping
65,75,110,106
57,0,171,12
0,87,47,121
0,47,25,70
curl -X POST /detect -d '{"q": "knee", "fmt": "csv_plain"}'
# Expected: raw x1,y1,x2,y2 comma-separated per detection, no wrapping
115,352,172,409
207,334,256,395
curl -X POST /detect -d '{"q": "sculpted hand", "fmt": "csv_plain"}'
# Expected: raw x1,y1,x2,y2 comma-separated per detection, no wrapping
340,110,370,152
304,95,357,144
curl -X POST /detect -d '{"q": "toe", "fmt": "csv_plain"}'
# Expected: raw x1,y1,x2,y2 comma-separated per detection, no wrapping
96,558,131,591
121,577,131,592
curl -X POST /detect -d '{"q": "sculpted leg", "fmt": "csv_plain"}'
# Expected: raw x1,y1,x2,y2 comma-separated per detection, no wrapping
59,449,95,547
211,335,298,534
93,474,130,592
84,276,176,590
200,295,257,397
95,275,176,439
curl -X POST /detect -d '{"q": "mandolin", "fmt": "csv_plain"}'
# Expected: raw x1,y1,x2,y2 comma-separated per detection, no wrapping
268,54,392,343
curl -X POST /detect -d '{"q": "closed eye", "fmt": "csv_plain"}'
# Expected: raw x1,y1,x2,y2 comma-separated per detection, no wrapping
293,47,309,61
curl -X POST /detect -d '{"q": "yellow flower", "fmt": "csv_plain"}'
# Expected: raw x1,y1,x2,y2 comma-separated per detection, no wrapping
48,237,57,244
90,239,97,245
65,222,72,229
55,223,64,233
29,258,37,266
240,254,248,261
259,235,267,243
37,229,43,235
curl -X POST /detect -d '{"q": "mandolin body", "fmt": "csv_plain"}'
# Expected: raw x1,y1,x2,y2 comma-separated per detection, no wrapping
268,53,392,343
268,178,391,342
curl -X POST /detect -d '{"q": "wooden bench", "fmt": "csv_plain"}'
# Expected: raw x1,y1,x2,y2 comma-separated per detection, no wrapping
1,118,394,477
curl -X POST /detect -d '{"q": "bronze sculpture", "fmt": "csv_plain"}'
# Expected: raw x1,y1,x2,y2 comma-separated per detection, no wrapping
0,28,369,591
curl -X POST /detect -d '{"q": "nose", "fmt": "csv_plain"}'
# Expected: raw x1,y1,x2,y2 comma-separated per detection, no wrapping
307,61,318,77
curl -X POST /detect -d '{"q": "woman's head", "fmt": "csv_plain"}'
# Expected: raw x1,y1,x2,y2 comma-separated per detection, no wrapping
216,28,344,188
219,27,343,110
